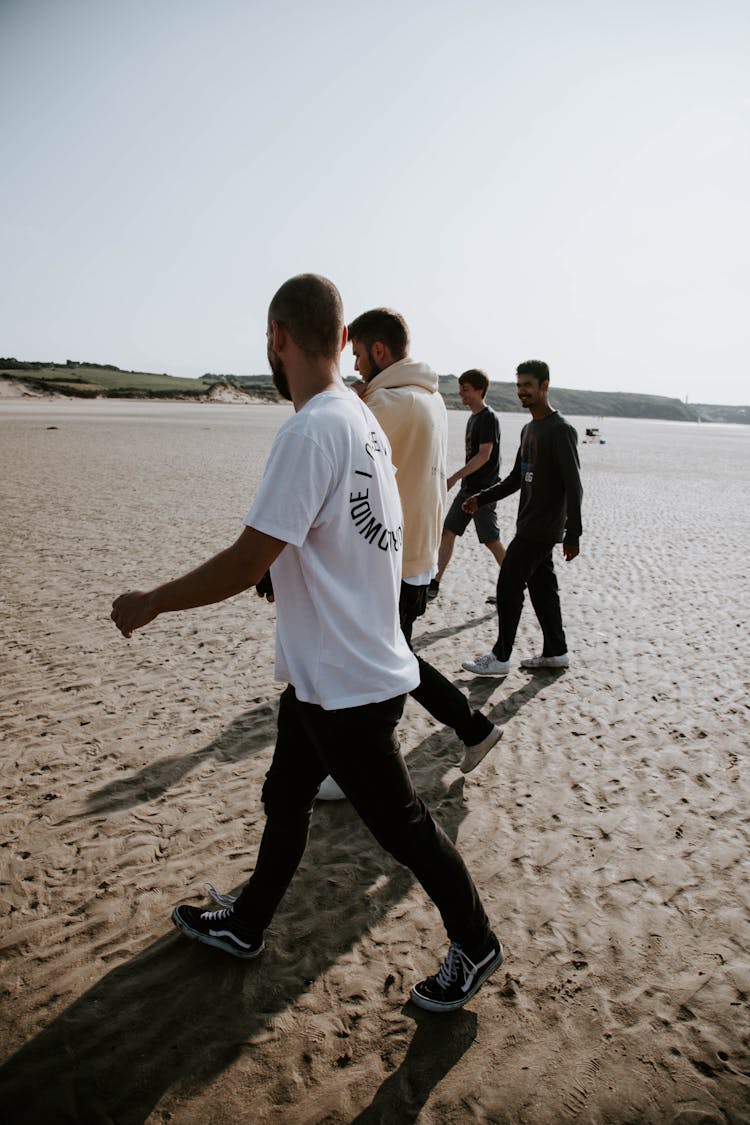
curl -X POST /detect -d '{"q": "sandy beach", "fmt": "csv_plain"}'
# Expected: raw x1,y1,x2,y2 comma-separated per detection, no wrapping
1,396,748,1124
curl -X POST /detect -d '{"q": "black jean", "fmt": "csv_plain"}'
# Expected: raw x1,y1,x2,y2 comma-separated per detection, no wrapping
492,535,567,662
399,582,492,748
233,685,492,952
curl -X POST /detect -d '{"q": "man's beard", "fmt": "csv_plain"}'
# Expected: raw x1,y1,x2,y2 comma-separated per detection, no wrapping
365,346,382,382
268,346,292,402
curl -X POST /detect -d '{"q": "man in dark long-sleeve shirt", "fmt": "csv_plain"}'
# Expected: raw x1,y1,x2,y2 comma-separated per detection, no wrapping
460,360,582,676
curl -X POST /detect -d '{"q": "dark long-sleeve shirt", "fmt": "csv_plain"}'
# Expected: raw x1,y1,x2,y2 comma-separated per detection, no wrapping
476,411,582,545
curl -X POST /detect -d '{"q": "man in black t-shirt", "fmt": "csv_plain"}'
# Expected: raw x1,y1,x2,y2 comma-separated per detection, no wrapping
427,369,505,600
460,360,582,677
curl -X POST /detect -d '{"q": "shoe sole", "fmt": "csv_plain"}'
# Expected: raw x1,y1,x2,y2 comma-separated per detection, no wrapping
460,728,502,774
410,944,504,1013
520,660,569,670
171,908,265,960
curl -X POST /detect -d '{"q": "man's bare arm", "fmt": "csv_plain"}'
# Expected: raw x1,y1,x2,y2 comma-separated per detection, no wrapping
111,526,286,638
447,441,494,490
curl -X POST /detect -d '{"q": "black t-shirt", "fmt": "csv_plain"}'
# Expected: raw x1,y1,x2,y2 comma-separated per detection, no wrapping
477,411,582,545
463,406,500,492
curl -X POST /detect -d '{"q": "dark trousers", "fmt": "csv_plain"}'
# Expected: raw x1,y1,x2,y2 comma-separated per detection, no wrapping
492,536,567,662
233,685,491,952
400,582,493,748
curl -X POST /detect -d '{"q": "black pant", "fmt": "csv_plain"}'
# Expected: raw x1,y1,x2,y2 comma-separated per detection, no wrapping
492,536,567,661
233,686,491,951
399,582,492,748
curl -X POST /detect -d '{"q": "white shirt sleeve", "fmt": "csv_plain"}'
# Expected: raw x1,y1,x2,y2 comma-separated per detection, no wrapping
243,430,334,547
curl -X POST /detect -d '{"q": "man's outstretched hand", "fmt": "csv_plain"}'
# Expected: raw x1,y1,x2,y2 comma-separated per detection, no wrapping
111,591,157,638
111,528,287,639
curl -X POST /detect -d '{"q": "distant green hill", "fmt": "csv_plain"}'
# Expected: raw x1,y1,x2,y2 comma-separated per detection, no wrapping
2,358,747,423
0,359,280,402
436,376,710,421
688,402,750,425
436,375,700,421
237,373,749,424
0,359,215,398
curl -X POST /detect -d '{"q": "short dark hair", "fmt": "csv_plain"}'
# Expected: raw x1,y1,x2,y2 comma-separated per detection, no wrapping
269,274,343,360
347,308,410,360
458,369,490,396
516,360,550,385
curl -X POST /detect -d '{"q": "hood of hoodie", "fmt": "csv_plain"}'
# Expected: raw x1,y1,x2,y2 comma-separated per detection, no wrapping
362,357,439,398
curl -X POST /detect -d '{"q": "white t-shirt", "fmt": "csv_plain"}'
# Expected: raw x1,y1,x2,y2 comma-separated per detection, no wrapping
244,388,420,710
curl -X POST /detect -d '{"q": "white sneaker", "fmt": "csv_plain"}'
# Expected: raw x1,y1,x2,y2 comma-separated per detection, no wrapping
461,653,511,677
520,653,569,669
316,775,347,801
461,725,502,774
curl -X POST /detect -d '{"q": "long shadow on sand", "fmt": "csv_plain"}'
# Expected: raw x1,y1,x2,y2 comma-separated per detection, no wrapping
82,700,279,816
411,611,496,650
351,1009,478,1124
0,723,483,1123
80,638,548,819
464,668,564,724
0,670,548,1124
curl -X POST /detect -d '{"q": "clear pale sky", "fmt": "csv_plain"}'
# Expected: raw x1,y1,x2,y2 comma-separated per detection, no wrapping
2,0,749,404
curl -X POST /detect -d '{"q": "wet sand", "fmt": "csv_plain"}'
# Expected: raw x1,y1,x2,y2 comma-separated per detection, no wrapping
1,398,748,1123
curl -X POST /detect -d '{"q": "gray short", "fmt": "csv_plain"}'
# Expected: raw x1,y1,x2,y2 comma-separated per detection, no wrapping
444,491,500,544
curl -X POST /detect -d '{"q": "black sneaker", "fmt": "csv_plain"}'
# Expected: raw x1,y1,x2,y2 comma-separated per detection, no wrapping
172,904,264,959
426,579,440,601
410,936,503,1012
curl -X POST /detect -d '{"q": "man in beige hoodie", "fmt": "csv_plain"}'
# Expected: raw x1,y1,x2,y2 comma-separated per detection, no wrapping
317,308,500,795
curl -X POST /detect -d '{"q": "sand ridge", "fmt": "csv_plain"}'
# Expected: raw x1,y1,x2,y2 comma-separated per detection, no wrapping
0,401,748,1123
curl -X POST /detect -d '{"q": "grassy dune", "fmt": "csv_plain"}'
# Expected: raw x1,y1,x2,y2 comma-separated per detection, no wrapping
0,362,214,398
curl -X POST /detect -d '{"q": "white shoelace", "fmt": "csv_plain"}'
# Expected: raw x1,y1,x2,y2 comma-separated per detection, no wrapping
435,942,474,989
200,905,234,921
205,883,237,908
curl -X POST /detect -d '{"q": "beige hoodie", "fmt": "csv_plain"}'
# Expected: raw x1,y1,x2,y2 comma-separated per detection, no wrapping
362,358,448,580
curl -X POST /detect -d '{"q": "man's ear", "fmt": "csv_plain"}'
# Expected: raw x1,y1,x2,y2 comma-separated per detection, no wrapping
371,341,390,366
270,319,285,351
340,325,348,353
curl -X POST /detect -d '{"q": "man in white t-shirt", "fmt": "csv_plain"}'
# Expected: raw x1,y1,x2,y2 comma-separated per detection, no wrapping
111,274,502,1013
